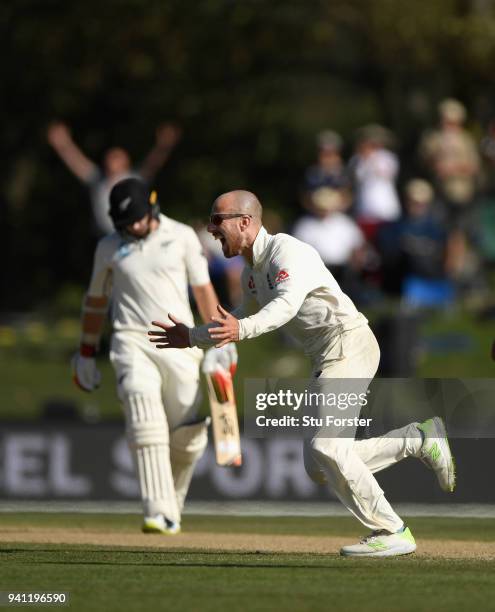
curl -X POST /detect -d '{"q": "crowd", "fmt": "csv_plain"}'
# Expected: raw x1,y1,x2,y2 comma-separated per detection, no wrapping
292,98,495,309
48,98,495,311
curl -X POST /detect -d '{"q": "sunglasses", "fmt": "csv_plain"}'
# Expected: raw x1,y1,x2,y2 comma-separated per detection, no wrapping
209,213,252,226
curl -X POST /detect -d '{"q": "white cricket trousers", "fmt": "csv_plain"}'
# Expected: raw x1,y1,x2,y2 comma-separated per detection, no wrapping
304,325,422,533
110,331,204,520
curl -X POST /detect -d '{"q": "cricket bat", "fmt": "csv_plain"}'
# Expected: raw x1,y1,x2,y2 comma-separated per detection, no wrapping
206,370,242,467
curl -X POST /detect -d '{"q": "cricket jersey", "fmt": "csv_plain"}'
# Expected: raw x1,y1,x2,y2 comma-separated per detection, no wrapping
87,214,210,332
190,226,367,363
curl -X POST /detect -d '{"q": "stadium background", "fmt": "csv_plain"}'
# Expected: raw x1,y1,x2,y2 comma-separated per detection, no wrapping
2,0,495,505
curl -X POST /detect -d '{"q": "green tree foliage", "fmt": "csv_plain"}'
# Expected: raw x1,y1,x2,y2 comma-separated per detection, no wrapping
2,0,495,308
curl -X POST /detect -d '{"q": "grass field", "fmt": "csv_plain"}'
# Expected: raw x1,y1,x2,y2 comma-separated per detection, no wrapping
1,513,495,611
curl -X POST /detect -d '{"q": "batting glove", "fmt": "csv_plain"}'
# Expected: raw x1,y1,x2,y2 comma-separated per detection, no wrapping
72,345,101,392
202,344,238,378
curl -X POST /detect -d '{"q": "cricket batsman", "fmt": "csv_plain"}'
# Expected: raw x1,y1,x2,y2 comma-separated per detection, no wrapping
72,177,237,534
148,190,456,557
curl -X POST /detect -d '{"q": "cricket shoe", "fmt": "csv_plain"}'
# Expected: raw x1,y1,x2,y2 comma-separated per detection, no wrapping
340,526,416,557
142,514,181,535
417,416,456,493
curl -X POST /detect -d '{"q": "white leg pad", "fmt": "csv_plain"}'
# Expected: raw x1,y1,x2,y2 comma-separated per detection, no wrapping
124,393,180,523
170,418,210,512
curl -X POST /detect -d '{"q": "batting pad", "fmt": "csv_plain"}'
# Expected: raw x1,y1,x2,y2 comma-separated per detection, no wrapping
124,393,180,522
170,418,210,511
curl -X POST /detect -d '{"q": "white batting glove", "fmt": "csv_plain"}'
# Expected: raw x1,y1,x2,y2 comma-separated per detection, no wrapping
202,344,238,377
71,352,101,392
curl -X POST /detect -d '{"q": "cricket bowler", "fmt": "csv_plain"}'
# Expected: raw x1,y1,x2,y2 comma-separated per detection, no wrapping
148,189,456,557
72,178,237,534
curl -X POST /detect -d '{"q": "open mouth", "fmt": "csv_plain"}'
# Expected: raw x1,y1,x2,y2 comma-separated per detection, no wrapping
213,232,226,246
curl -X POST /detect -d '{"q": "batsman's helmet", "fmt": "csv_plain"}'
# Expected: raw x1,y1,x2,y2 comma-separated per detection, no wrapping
109,178,160,230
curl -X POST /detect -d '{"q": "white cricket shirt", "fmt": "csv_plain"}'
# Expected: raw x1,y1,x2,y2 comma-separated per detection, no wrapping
190,227,367,364
87,214,210,332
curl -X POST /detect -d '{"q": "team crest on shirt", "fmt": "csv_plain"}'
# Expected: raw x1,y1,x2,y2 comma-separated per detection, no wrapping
274,269,290,284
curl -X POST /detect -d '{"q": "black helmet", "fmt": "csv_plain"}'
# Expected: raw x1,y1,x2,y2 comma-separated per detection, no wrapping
109,178,159,230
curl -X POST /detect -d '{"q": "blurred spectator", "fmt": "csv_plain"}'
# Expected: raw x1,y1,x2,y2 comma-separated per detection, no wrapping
301,130,350,211
349,124,401,242
377,179,454,308
480,118,495,195
478,119,495,262
47,121,181,236
419,98,481,228
292,187,366,287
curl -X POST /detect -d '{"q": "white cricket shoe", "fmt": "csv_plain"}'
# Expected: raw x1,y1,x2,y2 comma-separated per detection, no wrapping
340,527,416,557
142,514,181,535
418,416,456,493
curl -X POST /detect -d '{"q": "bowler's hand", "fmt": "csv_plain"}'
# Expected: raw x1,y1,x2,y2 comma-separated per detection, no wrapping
148,314,191,349
208,305,240,348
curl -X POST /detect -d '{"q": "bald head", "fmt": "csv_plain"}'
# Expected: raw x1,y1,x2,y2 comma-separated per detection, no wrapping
213,190,263,224
209,190,263,261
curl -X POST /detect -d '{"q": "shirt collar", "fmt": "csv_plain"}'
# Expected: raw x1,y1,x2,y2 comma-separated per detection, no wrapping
252,226,272,268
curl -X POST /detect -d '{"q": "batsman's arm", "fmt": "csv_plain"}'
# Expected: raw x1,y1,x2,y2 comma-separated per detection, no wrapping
80,294,109,349
188,270,256,348
79,238,114,350
191,283,219,324
73,293,108,392
72,241,113,392
184,226,223,325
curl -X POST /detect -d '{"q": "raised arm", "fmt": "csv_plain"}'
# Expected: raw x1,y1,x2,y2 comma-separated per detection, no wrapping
47,122,97,183
139,123,182,182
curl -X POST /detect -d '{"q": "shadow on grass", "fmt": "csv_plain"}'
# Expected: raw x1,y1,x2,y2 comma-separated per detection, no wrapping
0,546,424,570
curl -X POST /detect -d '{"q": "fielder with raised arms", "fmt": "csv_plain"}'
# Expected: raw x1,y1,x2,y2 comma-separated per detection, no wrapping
72,177,237,534
148,189,456,557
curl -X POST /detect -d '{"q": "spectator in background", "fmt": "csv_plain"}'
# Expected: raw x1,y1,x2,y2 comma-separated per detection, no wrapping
47,121,182,236
349,124,401,242
477,119,495,263
480,118,495,195
377,179,453,308
301,130,350,211
292,187,366,291
419,100,483,294
419,98,481,229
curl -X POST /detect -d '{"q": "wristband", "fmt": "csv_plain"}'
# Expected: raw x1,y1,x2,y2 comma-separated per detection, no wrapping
80,343,96,357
